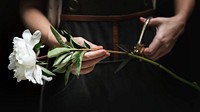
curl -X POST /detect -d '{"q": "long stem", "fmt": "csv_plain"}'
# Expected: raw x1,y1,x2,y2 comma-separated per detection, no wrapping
49,26,200,92
37,55,48,60
86,48,200,92
41,47,200,92
125,52,200,92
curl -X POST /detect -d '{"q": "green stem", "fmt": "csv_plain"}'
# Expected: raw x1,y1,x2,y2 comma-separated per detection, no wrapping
49,25,200,92
102,49,200,92
47,47,200,92
125,52,200,92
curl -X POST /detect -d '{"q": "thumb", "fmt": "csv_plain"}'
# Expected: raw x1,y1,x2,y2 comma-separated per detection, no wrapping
87,41,103,50
73,37,103,50
139,17,160,27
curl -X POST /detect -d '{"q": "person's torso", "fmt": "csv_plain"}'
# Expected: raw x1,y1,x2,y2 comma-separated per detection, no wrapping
62,0,153,15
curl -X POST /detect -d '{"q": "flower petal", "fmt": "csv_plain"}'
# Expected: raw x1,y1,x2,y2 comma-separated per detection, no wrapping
31,30,41,47
34,65,43,85
22,29,32,43
21,49,36,66
8,52,17,70
25,67,36,84
14,65,27,82
42,75,52,82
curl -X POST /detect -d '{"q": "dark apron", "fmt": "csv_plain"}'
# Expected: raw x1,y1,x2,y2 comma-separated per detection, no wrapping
40,0,195,112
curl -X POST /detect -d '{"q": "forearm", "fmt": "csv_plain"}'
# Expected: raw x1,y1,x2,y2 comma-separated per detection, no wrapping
19,0,65,47
174,0,195,23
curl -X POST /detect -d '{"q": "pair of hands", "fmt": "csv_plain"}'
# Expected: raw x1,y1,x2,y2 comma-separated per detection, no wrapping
70,16,186,75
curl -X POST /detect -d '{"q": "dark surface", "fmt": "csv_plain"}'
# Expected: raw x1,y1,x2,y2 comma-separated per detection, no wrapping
0,1,41,112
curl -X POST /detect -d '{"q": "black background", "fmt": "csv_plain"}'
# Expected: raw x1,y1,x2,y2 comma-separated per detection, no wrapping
0,0,199,112
0,1,41,112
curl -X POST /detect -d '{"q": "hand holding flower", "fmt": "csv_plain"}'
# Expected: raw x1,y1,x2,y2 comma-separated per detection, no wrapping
70,37,110,75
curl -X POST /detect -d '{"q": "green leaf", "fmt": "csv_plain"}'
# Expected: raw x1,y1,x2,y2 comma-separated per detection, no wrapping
70,51,80,60
52,52,80,73
39,65,56,76
47,47,70,58
33,42,42,53
75,51,86,77
37,61,48,66
83,41,90,49
52,63,68,73
61,30,71,43
61,30,83,49
70,37,83,49
114,57,133,74
117,44,130,53
53,51,80,68
64,64,73,85
53,53,68,67
50,26,69,47
57,54,73,67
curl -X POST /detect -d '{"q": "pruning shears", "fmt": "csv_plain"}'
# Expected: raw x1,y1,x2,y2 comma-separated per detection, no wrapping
133,17,151,55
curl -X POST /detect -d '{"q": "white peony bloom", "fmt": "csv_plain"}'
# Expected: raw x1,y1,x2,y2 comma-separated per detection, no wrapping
8,29,52,85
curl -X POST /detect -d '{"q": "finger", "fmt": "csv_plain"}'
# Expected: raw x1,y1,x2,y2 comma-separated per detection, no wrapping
81,53,109,69
145,46,166,61
81,38,102,49
71,50,109,70
79,66,95,75
83,49,110,61
71,51,110,70
139,17,161,27
70,50,110,72
143,36,162,56
71,65,95,75
144,41,175,60
73,37,103,49
152,42,176,60
70,53,110,75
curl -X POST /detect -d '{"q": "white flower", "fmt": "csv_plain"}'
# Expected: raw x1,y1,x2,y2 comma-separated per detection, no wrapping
8,29,52,85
